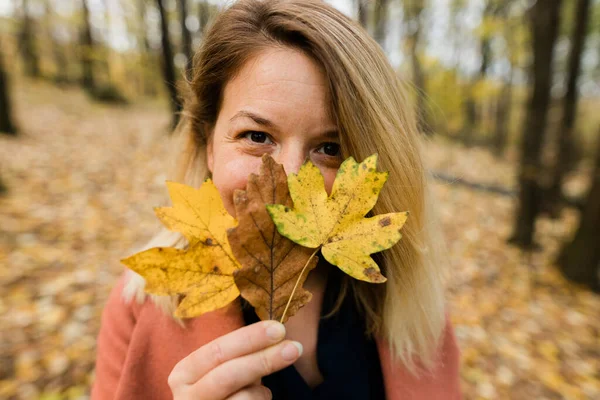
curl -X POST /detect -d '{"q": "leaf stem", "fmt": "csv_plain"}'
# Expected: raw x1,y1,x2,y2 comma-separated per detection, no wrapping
280,247,320,323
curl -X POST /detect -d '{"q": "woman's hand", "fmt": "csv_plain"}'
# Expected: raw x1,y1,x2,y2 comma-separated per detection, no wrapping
168,320,303,399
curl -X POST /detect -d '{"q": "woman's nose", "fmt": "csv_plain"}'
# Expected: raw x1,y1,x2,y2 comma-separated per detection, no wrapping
273,147,307,177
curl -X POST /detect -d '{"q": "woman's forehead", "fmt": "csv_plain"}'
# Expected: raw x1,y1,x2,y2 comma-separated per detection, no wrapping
242,48,327,86
219,48,337,133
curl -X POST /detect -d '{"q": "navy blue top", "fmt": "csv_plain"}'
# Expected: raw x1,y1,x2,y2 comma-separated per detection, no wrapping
241,259,386,399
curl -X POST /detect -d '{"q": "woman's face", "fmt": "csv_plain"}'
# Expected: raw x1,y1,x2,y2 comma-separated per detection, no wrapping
207,47,342,216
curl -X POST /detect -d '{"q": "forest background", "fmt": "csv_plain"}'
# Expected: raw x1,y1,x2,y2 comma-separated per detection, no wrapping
1,0,599,399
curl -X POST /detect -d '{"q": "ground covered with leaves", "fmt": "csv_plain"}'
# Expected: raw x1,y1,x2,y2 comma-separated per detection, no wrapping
1,81,599,399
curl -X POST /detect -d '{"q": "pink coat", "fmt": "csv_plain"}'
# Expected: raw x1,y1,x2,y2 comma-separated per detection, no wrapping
91,273,462,399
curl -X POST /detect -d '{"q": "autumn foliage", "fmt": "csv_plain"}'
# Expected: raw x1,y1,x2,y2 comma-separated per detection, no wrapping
122,154,408,322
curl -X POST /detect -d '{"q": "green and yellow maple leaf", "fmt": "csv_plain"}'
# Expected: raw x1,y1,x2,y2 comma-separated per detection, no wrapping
266,154,408,283
121,180,241,318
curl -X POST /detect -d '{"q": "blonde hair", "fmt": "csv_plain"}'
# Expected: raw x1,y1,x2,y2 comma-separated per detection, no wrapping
123,0,448,373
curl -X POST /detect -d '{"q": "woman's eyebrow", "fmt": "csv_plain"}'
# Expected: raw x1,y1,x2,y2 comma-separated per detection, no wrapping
321,130,339,139
229,110,277,130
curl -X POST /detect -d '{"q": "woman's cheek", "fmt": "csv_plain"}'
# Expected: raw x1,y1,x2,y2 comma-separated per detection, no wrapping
212,155,263,216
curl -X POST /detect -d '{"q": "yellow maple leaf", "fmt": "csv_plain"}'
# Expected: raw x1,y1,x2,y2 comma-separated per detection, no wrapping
267,154,408,283
121,180,241,318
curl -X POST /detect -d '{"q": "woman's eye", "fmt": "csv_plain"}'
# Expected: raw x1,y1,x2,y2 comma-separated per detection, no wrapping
243,131,272,144
318,142,341,157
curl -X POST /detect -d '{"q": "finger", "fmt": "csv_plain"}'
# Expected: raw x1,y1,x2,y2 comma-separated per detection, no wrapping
227,385,272,400
251,378,262,387
170,321,286,385
193,340,302,399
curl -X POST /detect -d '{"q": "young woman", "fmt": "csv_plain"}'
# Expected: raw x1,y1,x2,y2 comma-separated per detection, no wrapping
91,1,461,399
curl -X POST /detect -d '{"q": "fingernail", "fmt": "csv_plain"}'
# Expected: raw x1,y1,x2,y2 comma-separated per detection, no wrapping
281,341,303,361
265,322,286,340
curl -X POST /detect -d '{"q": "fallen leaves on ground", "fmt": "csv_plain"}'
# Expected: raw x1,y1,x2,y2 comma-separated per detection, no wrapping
0,80,599,399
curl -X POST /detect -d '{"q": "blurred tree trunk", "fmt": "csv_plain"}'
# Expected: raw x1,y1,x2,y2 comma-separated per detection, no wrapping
461,83,477,146
404,0,430,134
557,130,600,292
19,0,40,77
478,3,495,78
357,0,368,29
373,0,388,47
177,0,193,80
80,0,96,92
198,0,211,37
493,67,513,157
100,0,120,87
462,2,502,146
43,0,70,84
137,0,157,97
0,49,17,136
1,45,15,204
509,0,562,248
546,0,591,215
492,4,515,157
156,0,182,129
137,0,151,53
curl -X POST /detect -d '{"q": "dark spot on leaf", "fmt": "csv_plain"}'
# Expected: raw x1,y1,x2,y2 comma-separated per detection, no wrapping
158,248,163,252
212,266,221,273
205,238,213,245
362,163,367,170
379,217,391,227
364,267,378,278
284,207,290,213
